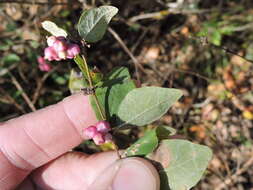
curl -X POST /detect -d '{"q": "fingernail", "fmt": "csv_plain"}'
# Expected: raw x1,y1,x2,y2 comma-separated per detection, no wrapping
88,158,159,190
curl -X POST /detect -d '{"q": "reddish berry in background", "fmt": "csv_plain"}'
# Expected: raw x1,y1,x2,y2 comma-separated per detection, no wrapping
37,56,51,72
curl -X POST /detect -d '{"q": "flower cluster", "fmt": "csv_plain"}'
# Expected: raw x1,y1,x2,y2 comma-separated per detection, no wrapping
83,121,113,145
44,36,80,61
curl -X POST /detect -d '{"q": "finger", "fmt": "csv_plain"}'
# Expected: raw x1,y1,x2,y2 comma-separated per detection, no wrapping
0,93,97,189
18,151,160,190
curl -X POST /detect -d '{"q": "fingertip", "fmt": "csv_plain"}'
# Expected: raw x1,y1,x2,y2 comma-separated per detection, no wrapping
112,157,160,190
89,157,160,190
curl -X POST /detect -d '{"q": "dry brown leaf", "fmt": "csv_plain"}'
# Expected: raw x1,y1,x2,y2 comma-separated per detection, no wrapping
230,54,245,67
144,46,160,62
29,5,39,16
5,4,23,21
210,156,223,170
22,30,40,41
180,26,189,36
207,83,226,98
189,125,206,139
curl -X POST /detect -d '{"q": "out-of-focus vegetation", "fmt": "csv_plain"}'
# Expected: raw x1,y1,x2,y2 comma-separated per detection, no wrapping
0,0,253,189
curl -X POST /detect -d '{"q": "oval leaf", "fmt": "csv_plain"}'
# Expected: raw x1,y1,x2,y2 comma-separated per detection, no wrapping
117,87,182,128
68,69,87,94
90,67,136,122
124,125,176,157
124,129,158,157
148,140,212,190
78,6,118,43
41,21,68,37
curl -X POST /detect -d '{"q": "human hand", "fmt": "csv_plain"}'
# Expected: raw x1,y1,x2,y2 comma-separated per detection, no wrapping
0,93,160,190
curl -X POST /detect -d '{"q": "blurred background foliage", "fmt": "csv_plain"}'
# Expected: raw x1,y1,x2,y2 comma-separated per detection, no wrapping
0,0,253,189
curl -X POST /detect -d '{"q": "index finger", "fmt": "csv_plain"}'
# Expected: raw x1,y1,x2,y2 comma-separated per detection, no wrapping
0,93,97,189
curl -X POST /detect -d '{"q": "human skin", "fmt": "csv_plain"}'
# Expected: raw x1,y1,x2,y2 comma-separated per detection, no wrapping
0,93,160,190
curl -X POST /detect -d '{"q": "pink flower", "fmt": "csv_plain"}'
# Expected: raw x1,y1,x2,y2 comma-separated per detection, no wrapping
37,56,51,72
53,40,68,52
38,56,46,65
93,133,105,145
83,121,113,145
95,121,111,134
67,44,80,59
58,51,67,59
83,126,98,139
43,35,80,61
44,46,58,61
39,62,51,72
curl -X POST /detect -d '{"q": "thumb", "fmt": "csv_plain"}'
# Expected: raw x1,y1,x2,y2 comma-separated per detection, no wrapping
24,151,160,190
89,157,160,190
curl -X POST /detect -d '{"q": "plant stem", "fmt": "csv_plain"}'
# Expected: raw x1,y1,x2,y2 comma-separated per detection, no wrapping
81,55,120,159
81,55,106,120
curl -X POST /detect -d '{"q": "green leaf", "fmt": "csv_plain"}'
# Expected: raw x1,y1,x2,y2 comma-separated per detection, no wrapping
210,30,222,46
125,129,158,157
124,125,176,157
78,6,118,43
90,69,103,85
52,73,67,85
156,125,177,139
90,67,135,122
117,87,182,128
41,20,68,37
3,53,20,64
73,55,103,85
148,140,212,190
74,55,88,80
68,69,87,94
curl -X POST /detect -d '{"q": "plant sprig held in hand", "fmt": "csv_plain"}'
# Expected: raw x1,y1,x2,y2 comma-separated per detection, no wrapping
40,6,212,190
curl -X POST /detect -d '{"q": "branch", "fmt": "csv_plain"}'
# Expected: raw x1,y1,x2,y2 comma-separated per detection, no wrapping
215,155,253,190
108,27,148,82
9,73,36,112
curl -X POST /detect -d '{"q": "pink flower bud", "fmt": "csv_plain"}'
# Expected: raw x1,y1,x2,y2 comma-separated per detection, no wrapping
83,126,98,139
53,40,68,52
39,62,52,72
67,44,80,59
44,47,58,61
37,56,51,72
47,36,57,46
37,56,46,65
93,133,105,145
104,133,113,143
95,121,111,134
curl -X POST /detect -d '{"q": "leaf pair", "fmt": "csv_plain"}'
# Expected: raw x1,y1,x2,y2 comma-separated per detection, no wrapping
125,126,212,190
89,67,183,129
